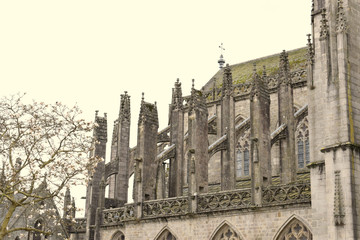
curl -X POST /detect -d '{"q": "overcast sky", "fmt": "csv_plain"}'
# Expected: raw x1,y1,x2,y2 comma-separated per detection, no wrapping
0,0,312,215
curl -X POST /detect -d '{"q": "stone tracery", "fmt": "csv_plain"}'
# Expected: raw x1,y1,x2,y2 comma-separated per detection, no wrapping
276,218,312,240
296,117,309,169
211,223,242,240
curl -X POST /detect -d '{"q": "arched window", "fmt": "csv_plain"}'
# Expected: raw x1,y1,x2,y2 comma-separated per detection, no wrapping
211,223,242,240
155,229,176,240
111,231,125,240
236,129,250,177
296,118,309,169
33,219,43,240
276,218,313,240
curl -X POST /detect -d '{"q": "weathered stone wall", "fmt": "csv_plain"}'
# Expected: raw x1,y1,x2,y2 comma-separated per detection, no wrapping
99,205,316,240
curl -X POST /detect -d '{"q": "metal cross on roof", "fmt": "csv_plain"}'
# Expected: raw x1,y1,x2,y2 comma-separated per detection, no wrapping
219,43,225,55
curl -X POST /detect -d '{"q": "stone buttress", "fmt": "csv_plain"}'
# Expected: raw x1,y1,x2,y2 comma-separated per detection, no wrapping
278,51,297,184
220,64,236,191
85,112,107,240
133,94,159,205
250,64,271,206
187,82,209,194
114,92,131,204
168,79,185,197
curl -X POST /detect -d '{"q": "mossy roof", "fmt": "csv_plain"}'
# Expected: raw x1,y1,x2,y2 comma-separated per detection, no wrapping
203,47,307,91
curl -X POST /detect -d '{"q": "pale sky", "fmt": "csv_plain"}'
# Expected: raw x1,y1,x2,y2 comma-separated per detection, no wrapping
0,0,312,216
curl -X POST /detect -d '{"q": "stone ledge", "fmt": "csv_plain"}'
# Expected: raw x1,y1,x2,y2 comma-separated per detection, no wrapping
320,142,360,153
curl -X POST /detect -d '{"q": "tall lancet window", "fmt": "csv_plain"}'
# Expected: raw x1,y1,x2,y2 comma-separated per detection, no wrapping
236,129,250,177
236,145,242,177
296,118,309,169
243,146,249,176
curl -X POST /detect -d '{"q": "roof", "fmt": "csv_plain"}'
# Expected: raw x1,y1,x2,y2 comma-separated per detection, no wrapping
203,47,307,91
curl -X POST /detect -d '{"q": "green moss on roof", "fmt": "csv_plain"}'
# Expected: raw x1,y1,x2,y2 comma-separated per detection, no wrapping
204,47,307,90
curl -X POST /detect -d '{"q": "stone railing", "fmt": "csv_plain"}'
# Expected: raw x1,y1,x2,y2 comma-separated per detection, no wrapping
197,188,251,213
102,204,135,225
71,218,87,232
142,196,189,218
99,182,310,227
262,182,311,206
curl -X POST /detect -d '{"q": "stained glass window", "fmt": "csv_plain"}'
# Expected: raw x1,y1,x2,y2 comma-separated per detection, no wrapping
244,149,249,176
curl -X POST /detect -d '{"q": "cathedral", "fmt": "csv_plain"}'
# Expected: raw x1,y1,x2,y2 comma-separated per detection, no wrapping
68,0,360,239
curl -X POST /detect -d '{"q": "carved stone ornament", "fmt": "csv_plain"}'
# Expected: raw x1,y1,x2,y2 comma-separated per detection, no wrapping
119,91,131,122
279,50,291,85
320,9,329,40
250,70,269,101
306,34,315,66
334,170,345,225
336,0,348,33
171,79,183,110
222,64,233,97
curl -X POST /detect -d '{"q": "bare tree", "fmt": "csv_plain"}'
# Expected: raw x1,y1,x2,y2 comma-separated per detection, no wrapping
0,94,101,240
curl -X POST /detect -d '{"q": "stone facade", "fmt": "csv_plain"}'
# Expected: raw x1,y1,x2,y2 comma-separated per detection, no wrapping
70,0,360,239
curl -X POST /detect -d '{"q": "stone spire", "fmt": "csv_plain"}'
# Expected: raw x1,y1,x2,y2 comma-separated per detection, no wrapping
138,93,159,127
222,64,233,96
279,50,291,85
250,63,268,100
63,187,71,219
171,78,183,110
71,197,76,218
119,91,131,123
189,79,206,111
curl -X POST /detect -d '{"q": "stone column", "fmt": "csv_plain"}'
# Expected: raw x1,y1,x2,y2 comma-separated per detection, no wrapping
169,79,184,197
220,64,236,191
277,51,296,184
250,64,271,206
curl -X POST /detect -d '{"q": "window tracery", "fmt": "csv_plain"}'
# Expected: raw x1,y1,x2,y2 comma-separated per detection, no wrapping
296,118,309,169
111,231,125,240
156,229,176,240
236,129,250,177
212,224,241,240
277,218,312,240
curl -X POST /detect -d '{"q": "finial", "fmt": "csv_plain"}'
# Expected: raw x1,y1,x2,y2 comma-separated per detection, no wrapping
154,101,157,107
95,110,99,117
320,9,329,40
124,91,128,95
218,43,225,69
104,113,107,118
307,34,311,44
336,0,347,33
262,65,267,78
176,78,179,83
141,92,144,101
192,79,195,89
